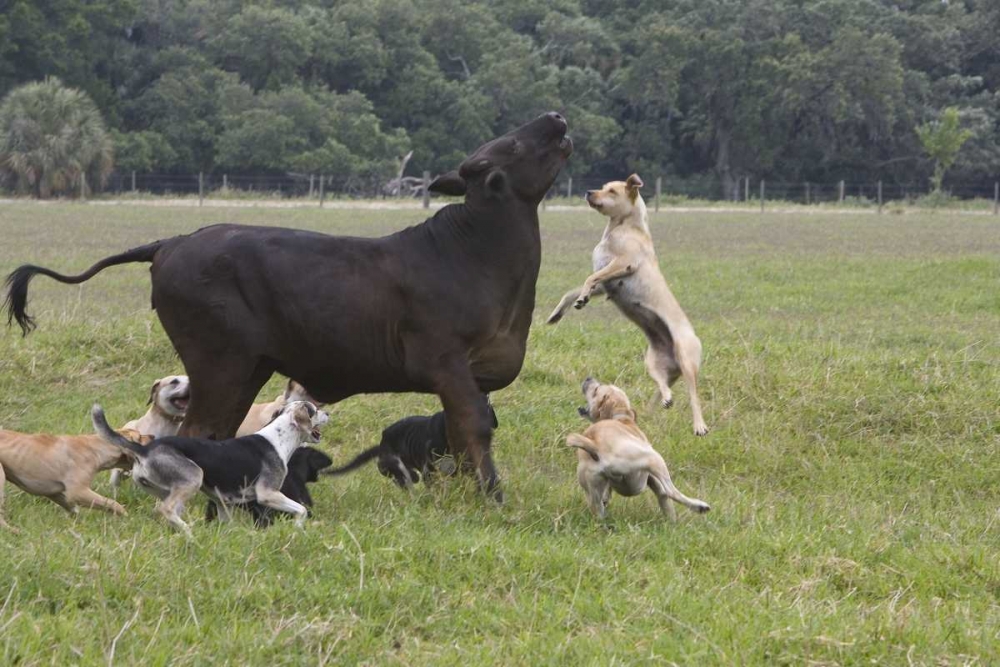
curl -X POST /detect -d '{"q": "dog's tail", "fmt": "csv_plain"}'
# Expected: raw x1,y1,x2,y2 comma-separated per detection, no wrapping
91,404,148,458
321,445,382,476
566,433,600,461
5,240,165,335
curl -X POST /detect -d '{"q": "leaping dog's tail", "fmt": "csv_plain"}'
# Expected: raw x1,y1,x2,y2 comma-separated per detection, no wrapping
91,404,148,458
566,433,600,461
321,446,383,476
5,240,165,335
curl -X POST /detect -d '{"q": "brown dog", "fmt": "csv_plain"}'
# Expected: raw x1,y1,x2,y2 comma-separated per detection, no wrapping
236,379,318,437
566,378,710,520
0,427,151,532
548,174,708,435
110,374,190,487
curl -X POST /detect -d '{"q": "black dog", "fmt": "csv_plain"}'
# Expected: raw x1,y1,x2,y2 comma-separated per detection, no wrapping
325,399,498,488
205,447,332,527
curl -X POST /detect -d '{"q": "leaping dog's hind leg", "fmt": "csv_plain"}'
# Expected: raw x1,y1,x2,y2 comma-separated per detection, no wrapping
644,345,675,409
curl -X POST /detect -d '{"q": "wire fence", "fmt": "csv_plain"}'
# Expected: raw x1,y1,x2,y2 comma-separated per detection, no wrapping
9,171,1000,213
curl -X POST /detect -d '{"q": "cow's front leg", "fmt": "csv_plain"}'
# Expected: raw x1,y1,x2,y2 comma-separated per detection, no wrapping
433,362,502,503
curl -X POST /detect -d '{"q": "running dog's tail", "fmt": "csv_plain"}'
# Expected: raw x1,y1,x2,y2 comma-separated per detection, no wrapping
566,433,600,461
4,240,165,335
321,446,383,476
91,404,149,458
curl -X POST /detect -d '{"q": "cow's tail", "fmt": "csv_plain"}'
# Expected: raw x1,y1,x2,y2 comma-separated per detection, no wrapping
4,240,164,335
321,446,383,476
91,404,148,459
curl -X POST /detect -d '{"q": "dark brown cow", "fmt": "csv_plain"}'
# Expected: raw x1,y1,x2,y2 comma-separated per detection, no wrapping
4,112,573,500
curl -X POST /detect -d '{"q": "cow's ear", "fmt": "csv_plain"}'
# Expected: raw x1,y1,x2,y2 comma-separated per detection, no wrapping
485,170,507,194
428,171,467,196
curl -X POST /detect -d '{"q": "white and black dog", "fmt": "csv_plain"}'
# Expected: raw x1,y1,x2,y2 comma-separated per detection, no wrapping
91,401,328,536
324,395,497,488
204,446,332,527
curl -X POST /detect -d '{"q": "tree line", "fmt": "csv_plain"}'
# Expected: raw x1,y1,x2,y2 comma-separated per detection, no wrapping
1,0,998,197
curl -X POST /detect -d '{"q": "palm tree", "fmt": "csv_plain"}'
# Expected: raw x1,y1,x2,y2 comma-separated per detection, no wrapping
0,77,113,198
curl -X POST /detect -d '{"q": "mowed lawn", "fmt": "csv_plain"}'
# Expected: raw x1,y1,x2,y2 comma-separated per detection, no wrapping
0,201,998,665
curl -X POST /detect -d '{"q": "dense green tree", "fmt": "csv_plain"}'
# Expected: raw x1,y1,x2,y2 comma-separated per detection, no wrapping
0,78,113,196
1,0,999,194
916,107,974,193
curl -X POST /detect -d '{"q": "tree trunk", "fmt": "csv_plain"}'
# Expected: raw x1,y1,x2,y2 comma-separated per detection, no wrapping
714,125,737,200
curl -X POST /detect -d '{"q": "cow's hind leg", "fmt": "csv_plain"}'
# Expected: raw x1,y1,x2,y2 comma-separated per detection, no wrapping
178,352,275,439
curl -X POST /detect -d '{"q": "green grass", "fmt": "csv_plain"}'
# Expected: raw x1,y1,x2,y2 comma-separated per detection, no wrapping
0,202,998,665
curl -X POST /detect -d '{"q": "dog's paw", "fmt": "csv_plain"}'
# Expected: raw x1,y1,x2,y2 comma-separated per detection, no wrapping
574,295,590,309
693,502,711,513
546,310,563,325
661,397,674,409
693,423,709,436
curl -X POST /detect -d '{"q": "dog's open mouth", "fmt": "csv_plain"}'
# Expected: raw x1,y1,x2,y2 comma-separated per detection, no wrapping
170,394,190,412
309,427,322,442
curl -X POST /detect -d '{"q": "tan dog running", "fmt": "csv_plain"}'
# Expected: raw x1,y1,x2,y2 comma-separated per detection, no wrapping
548,174,708,435
236,380,318,437
0,427,152,532
566,378,710,520
109,374,190,488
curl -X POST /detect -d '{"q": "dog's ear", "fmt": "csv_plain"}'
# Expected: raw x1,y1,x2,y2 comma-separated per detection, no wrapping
147,380,161,406
628,408,637,422
428,170,467,196
308,448,333,472
625,173,643,202
283,379,296,400
292,403,313,434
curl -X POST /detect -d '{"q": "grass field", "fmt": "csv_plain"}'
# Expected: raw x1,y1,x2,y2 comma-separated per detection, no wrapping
0,202,998,665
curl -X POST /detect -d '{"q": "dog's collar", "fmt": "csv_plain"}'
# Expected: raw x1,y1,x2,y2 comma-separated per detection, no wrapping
610,410,633,421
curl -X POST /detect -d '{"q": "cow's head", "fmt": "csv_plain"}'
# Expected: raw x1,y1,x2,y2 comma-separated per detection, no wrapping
429,112,573,206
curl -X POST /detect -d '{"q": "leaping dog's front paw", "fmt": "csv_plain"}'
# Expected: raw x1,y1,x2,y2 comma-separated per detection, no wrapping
546,311,563,325
574,295,590,309
693,423,709,436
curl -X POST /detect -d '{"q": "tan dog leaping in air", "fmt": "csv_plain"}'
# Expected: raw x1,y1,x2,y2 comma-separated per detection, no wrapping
567,378,710,520
547,174,709,436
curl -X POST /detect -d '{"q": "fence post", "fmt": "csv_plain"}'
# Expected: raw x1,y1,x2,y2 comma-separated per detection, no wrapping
805,182,810,205
566,176,572,200
131,170,136,193
655,176,662,212
319,175,325,208
199,172,204,206
223,174,228,190
744,177,750,203
994,181,998,215
839,180,845,203
308,174,314,198
877,180,883,214
760,179,765,213
80,172,87,201
422,171,431,209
